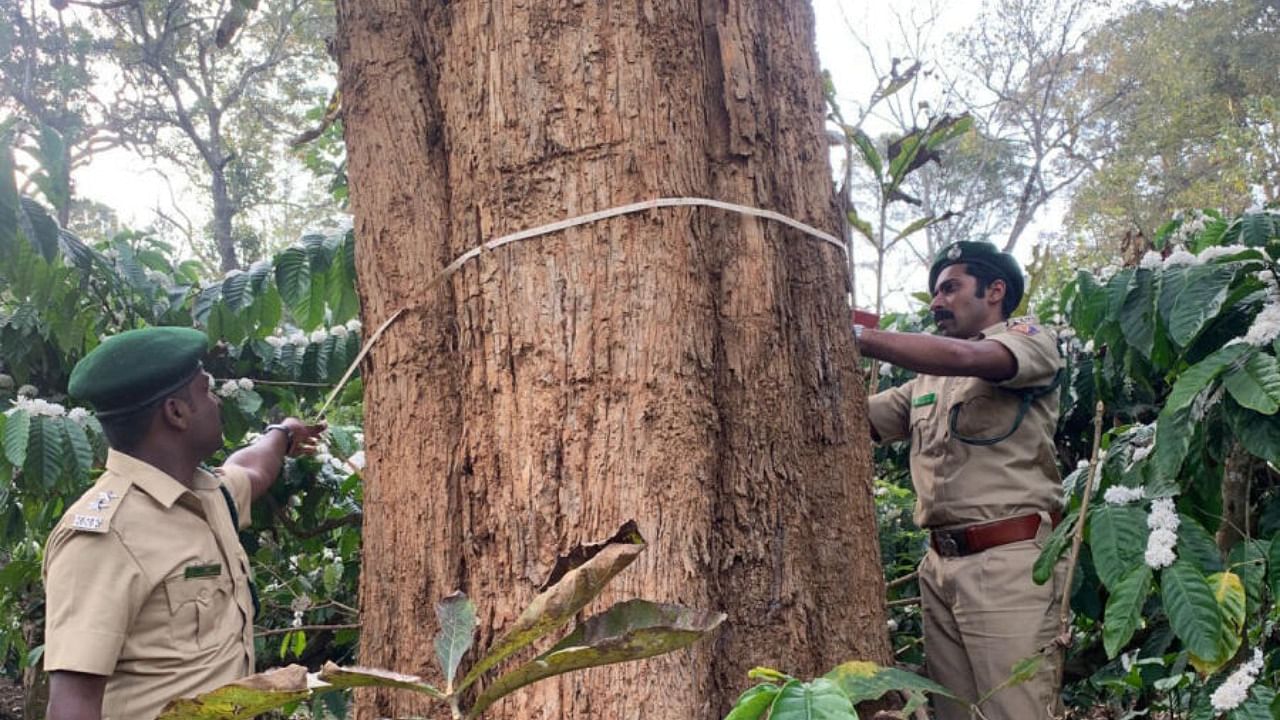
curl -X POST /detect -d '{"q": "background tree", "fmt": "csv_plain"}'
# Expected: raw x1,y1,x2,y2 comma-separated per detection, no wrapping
334,1,892,718
1067,0,1280,241
87,0,335,271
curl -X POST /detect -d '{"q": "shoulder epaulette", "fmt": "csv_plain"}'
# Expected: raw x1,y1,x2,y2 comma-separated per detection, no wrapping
63,474,132,534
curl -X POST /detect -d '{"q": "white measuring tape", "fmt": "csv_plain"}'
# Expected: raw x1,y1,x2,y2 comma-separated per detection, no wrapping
318,196,849,417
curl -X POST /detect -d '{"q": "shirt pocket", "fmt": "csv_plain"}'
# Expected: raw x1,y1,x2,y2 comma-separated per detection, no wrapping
948,382,1019,444
164,573,235,651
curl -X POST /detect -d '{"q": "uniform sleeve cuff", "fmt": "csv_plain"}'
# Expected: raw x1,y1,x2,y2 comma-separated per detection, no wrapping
44,629,124,676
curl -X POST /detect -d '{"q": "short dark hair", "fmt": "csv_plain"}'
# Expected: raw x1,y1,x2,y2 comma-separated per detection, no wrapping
961,263,1017,318
99,385,192,453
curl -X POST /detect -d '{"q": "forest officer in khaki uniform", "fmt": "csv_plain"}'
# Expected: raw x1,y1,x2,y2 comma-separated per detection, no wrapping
43,327,324,720
857,241,1066,719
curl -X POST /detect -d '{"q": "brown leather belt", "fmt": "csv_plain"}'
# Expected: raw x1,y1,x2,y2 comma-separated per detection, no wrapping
930,512,1061,558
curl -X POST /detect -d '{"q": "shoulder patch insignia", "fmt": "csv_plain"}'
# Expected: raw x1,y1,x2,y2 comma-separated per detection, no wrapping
1009,323,1040,336
64,475,130,534
71,514,105,532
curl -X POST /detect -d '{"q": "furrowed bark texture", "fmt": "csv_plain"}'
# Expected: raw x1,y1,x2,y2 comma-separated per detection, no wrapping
334,2,890,718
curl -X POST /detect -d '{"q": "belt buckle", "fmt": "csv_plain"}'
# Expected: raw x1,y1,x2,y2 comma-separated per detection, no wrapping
935,532,961,557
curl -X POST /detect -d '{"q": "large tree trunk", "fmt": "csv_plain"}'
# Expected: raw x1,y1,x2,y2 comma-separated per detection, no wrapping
210,166,239,272
335,2,891,718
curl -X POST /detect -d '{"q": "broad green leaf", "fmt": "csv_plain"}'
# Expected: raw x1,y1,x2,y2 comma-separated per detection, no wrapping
1103,565,1152,658
846,209,874,242
460,521,646,690
892,215,945,243
221,271,253,312
25,415,64,489
1088,504,1148,591
825,659,955,706
1033,512,1076,585
2,409,30,467
1152,403,1196,493
724,683,781,720
1237,212,1280,247
316,661,443,698
61,418,94,478
1189,571,1245,675
1162,558,1229,668
923,113,973,149
275,247,311,327
1119,269,1156,359
887,134,923,187
0,143,20,255
466,600,725,718
1165,344,1250,414
766,679,857,720
1223,352,1280,415
1177,514,1224,574
433,591,475,692
1226,400,1280,465
156,665,311,719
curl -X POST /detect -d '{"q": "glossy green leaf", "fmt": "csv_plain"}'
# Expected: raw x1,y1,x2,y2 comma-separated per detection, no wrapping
724,683,781,720
1119,268,1156,359
1152,402,1196,493
433,591,476,692
61,418,94,478
1226,400,1280,465
2,409,30,468
1226,683,1275,720
1033,512,1076,585
1189,571,1244,675
1223,352,1280,415
1227,540,1267,614
766,679,857,720
25,415,64,489
1159,264,1235,347
1103,565,1152,658
1088,504,1148,591
460,521,646,690
1236,212,1280,247
221,271,253,312
275,247,311,327
849,128,882,180
467,600,725,718
1162,558,1229,667
1165,344,1250,414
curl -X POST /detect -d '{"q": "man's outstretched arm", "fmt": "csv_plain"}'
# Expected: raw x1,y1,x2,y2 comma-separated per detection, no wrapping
858,327,1016,381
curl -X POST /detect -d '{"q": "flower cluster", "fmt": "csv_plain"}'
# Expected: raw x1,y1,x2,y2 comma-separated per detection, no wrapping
0,374,13,390
1243,302,1280,347
263,319,362,349
1139,251,1164,270
7,396,67,417
1144,497,1180,569
17,384,38,398
1163,249,1198,268
218,378,256,397
1210,648,1264,712
1104,486,1145,506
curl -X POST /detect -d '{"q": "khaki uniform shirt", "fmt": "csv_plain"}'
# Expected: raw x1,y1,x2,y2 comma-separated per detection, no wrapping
868,318,1063,529
43,450,257,720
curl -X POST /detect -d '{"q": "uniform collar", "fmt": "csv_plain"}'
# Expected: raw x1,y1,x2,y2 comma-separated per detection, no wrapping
105,449,219,508
975,319,1010,340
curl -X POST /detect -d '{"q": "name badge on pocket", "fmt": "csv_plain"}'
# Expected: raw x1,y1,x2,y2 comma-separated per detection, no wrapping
184,564,222,579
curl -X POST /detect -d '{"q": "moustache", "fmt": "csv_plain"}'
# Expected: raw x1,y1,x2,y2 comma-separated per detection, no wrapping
933,310,955,322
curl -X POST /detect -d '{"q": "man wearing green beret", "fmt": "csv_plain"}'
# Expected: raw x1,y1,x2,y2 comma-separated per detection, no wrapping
42,327,326,720
857,241,1066,719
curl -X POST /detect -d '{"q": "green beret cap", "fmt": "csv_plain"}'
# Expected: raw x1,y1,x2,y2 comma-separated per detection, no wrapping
928,241,1025,309
68,327,209,418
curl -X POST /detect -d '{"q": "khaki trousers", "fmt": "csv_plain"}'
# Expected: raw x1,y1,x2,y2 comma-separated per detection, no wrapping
919,518,1067,720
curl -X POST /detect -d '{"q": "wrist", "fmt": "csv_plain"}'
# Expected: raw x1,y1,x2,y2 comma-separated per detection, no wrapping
853,323,864,344
263,423,294,453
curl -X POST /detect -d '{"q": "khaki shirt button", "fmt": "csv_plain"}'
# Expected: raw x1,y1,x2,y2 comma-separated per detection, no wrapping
198,588,210,603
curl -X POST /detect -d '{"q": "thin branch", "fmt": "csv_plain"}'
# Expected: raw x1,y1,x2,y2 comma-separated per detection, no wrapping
255,623,359,638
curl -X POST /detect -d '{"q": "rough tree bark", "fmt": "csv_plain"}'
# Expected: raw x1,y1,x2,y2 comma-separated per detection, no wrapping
334,2,891,718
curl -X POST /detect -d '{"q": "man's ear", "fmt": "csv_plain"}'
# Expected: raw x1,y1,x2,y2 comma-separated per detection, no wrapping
160,396,191,431
988,278,1007,307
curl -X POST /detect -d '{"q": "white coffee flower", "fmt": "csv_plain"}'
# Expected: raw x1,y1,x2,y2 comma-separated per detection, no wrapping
1139,251,1164,270
1104,486,1145,505
265,336,285,348
9,397,66,417
0,374,12,390
309,329,328,344
1144,497,1180,569
67,407,91,424
1163,249,1200,268
1244,302,1280,346
237,378,254,391
1083,340,1095,353
345,319,362,333
349,450,366,469
1210,648,1264,712
330,325,349,338
354,432,364,445
290,333,309,347
1197,245,1244,263
17,384,38,398
1131,443,1154,463
219,380,239,397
